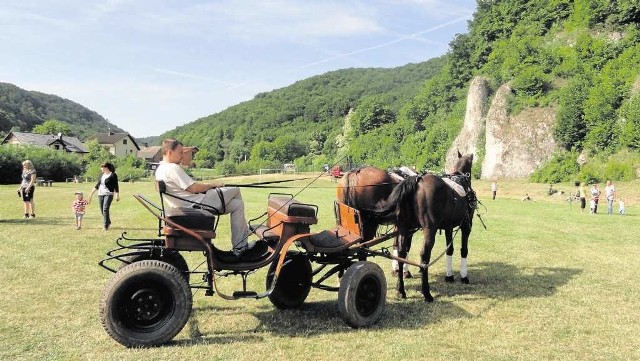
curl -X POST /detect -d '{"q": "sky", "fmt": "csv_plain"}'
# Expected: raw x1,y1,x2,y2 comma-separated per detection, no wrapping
1,0,477,138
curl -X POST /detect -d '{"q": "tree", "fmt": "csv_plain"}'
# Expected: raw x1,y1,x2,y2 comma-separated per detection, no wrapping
32,119,71,135
350,97,395,136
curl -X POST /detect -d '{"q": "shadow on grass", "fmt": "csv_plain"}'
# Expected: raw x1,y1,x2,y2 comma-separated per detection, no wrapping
0,217,71,225
173,261,582,344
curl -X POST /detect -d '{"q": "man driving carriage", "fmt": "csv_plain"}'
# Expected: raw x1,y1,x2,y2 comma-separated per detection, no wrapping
155,138,263,257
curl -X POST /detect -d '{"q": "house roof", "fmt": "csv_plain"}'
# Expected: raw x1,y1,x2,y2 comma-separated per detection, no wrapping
92,132,140,150
137,146,162,159
2,131,88,153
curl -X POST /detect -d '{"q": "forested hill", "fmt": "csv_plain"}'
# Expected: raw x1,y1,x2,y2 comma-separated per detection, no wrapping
0,82,123,140
165,1,640,180
162,58,446,167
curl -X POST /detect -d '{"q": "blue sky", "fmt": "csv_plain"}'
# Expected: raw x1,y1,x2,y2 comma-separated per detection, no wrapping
1,0,477,138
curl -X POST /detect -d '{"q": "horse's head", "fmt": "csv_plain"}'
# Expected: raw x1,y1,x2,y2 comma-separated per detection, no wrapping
453,151,474,175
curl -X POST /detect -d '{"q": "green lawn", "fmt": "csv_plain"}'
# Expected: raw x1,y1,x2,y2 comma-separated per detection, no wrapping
0,176,638,360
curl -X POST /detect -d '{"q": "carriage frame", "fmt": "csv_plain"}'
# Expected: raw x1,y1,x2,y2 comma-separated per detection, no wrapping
98,183,420,347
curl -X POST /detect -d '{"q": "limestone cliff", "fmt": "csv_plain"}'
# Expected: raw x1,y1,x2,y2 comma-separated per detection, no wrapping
446,76,557,178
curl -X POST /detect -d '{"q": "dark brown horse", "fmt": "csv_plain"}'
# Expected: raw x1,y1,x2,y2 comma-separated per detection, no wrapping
377,152,476,302
336,166,399,242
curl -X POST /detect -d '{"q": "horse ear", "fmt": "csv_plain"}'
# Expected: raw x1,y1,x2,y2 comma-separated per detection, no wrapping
470,154,474,161
457,150,462,158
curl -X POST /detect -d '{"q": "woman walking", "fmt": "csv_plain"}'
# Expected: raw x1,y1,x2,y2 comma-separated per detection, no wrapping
88,162,119,230
18,160,37,218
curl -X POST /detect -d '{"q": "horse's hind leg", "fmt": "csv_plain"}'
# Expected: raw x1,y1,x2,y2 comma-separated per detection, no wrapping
419,227,437,302
394,230,415,299
444,228,455,283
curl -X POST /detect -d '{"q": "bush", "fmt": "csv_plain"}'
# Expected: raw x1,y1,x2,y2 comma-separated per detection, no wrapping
530,151,579,183
0,146,83,184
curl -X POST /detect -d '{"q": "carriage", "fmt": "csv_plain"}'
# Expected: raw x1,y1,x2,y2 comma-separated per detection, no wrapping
98,181,414,347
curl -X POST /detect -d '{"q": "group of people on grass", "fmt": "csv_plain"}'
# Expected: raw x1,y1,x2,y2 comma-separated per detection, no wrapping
18,138,261,257
577,180,624,215
18,160,120,230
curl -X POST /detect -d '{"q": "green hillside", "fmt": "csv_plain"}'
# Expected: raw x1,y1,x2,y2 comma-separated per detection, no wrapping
161,0,640,180
0,82,123,140
162,59,446,169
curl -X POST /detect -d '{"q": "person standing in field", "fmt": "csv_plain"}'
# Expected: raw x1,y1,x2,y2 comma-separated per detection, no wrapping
491,180,498,200
18,160,37,219
604,180,616,215
579,183,587,214
590,183,601,213
72,191,88,230
618,196,625,215
88,162,120,230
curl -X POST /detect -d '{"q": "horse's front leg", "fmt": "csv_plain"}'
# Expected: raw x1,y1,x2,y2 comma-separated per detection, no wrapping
444,228,455,283
460,223,470,284
420,227,437,302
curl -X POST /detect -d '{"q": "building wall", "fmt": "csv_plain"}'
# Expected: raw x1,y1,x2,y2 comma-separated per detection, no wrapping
109,137,138,157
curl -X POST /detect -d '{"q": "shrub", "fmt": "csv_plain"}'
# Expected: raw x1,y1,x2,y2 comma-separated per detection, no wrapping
530,151,579,183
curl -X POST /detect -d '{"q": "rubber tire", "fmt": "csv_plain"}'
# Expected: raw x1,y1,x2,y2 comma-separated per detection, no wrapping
338,261,386,328
266,252,312,309
99,260,192,347
119,250,189,283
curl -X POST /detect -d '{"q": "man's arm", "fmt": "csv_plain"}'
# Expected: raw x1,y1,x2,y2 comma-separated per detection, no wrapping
185,180,225,194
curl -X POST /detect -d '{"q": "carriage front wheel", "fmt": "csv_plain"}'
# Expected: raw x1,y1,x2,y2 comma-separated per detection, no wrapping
337,261,386,328
99,260,192,347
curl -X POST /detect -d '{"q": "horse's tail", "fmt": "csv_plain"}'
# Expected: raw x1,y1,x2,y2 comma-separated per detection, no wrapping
337,169,359,208
374,175,420,219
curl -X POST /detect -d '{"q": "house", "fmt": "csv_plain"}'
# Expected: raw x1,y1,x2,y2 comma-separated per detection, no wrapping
90,132,140,157
137,146,163,163
1,131,88,154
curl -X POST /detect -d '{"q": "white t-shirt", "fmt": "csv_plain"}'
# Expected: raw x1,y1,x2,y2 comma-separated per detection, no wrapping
154,161,203,208
605,185,615,200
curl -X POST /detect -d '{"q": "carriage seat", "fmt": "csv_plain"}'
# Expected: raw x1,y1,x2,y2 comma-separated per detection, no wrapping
267,196,317,219
165,207,216,230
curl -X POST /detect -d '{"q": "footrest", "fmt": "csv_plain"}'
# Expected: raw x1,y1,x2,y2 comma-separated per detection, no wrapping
232,291,258,298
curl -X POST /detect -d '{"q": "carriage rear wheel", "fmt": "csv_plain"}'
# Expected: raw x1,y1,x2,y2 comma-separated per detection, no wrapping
119,250,189,283
338,261,386,328
266,252,312,309
99,260,192,347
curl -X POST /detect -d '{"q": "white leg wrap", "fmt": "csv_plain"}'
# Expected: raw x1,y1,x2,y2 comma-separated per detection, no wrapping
445,255,453,277
392,249,399,271
404,262,409,272
460,257,468,278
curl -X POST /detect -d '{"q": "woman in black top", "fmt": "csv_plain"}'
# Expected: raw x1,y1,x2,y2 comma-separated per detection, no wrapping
18,160,37,218
88,162,119,230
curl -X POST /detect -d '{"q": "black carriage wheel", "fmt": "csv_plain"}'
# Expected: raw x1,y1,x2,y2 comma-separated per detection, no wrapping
119,250,189,283
265,252,312,309
337,261,386,328
99,260,192,347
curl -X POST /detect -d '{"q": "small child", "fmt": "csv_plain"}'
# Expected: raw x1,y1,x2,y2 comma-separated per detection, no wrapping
72,191,88,230
590,198,596,214
619,197,625,215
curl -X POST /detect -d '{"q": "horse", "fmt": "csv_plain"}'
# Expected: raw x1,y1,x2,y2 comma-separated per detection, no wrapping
376,151,476,302
336,166,399,242
337,166,415,277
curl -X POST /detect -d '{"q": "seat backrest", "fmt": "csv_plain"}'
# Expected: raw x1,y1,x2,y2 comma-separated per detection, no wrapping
334,201,363,237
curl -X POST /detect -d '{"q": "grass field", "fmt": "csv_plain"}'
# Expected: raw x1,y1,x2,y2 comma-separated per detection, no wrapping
1,175,639,360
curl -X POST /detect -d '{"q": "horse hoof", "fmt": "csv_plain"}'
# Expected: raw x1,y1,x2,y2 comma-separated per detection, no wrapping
391,270,399,277
403,271,413,279
444,275,455,283
460,277,470,284
424,293,434,303
396,291,407,299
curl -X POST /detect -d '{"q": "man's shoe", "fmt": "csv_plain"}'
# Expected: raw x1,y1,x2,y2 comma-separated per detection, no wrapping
234,240,269,261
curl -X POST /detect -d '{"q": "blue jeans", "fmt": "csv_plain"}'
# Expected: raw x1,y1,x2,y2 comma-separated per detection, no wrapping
98,195,113,228
607,198,614,215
